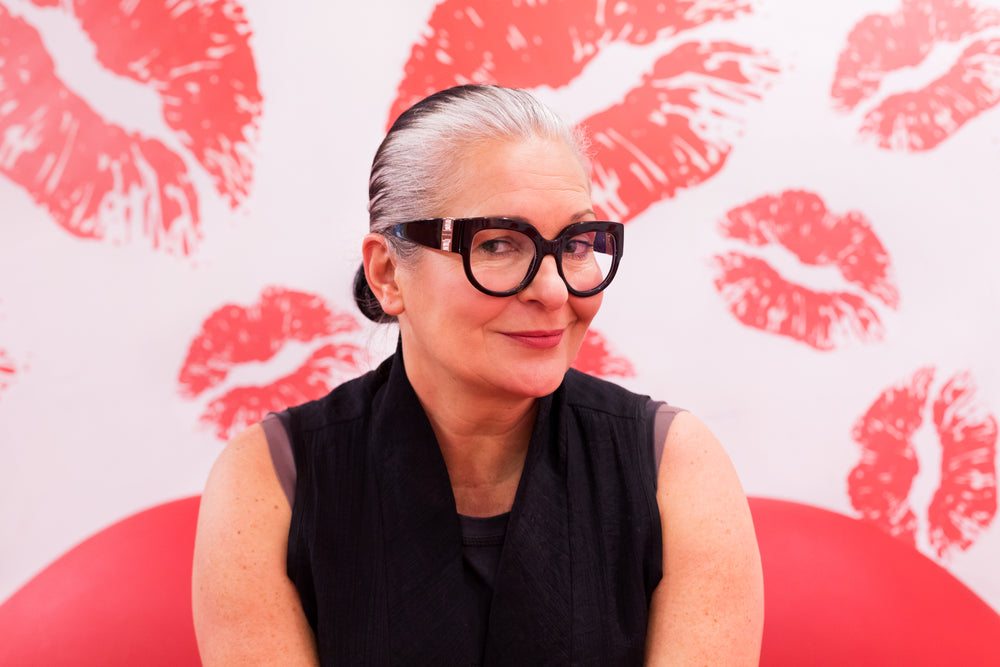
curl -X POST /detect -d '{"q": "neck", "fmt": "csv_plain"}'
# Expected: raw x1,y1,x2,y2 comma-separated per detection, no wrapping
427,397,537,474
401,344,539,517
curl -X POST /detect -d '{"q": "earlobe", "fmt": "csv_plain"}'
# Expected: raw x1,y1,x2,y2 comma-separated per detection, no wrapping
362,233,404,316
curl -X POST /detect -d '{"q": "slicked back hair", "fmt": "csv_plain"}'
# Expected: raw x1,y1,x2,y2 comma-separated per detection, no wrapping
356,85,590,322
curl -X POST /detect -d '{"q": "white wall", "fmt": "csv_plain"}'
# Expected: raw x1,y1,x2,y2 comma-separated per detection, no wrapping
1,0,998,612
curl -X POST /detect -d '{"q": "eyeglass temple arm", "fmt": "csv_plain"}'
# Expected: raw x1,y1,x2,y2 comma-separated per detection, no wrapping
393,218,460,253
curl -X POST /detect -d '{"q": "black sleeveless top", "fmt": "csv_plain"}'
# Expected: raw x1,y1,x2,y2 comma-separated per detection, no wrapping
283,346,666,665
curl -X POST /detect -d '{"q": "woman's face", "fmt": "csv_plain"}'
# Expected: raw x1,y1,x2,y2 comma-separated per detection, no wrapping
396,136,603,402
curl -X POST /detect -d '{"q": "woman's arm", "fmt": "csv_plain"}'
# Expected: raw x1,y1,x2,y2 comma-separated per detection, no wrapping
192,424,319,665
645,411,764,665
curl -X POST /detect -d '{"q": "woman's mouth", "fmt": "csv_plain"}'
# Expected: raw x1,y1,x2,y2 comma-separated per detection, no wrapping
503,330,565,349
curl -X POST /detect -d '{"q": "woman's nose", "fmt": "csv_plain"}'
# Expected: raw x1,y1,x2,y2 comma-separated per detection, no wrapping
518,255,568,308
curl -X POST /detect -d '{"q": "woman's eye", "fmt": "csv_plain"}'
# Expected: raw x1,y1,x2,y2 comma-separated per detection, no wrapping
478,239,513,254
565,239,594,256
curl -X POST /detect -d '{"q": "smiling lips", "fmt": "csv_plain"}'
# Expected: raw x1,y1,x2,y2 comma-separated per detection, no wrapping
712,190,899,350
504,329,565,349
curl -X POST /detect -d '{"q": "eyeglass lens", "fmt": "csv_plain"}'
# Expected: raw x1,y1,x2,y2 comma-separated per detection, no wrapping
470,228,617,293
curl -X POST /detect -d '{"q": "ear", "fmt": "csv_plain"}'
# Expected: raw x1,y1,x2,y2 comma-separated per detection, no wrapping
362,233,405,316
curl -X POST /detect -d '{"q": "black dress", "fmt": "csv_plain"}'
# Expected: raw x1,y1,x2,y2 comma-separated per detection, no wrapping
279,345,666,665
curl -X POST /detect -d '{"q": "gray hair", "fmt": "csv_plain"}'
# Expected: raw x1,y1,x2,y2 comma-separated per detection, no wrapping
355,84,590,322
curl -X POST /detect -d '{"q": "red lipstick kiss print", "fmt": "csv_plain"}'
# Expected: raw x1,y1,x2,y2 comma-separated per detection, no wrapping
849,367,998,559
0,348,16,397
832,0,1000,151
178,287,365,440
389,0,779,223
572,328,635,378
0,0,261,254
712,189,900,350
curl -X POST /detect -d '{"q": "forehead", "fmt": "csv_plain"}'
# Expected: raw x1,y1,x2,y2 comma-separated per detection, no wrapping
442,138,593,223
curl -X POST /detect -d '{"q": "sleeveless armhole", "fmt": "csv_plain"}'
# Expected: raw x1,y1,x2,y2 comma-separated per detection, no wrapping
261,411,296,508
646,399,684,490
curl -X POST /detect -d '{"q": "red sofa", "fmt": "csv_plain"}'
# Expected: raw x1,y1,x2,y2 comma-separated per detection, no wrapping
1,496,999,666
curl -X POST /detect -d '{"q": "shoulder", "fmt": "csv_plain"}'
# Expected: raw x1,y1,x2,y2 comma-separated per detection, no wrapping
202,423,279,505
658,412,735,488
656,412,755,541
195,425,290,571
193,425,319,663
646,411,764,663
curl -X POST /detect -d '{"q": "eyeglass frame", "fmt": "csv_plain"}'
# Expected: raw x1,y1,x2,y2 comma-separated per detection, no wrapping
385,217,625,297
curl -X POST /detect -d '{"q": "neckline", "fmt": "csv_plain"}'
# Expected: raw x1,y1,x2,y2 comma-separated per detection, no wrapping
458,512,509,544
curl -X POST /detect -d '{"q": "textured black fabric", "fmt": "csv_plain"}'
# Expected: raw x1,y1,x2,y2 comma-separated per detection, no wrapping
459,512,508,657
286,345,662,665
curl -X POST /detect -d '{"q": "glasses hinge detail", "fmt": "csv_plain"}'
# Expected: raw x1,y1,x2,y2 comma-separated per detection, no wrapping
441,218,454,251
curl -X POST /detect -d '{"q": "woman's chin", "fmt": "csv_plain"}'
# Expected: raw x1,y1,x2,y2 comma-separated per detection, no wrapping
497,363,571,399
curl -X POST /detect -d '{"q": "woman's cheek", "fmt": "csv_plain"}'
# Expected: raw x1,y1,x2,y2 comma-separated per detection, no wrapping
574,293,604,327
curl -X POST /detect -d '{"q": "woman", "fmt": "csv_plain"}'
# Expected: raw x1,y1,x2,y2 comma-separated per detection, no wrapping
192,84,763,664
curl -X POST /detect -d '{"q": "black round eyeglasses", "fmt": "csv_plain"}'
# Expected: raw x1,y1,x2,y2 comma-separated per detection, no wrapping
387,217,624,297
